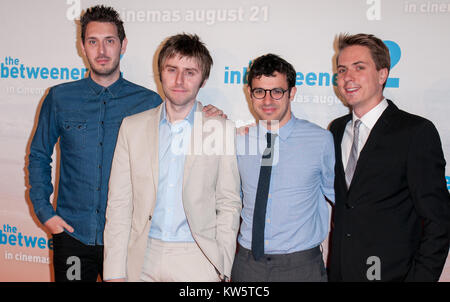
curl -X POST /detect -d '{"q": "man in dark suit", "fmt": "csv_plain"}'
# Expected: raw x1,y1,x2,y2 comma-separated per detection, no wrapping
328,33,450,282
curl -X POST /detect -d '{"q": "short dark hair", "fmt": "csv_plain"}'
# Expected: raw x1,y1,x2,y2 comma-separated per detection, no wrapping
80,5,125,44
158,34,213,84
336,33,390,88
247,54,296,89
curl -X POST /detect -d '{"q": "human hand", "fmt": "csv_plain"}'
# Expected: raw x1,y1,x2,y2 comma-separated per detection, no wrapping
202,104,227,119
44,215,74,234
236,122,256,136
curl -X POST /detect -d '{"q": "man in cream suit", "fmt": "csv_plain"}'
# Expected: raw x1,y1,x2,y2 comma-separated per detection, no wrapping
103,34,241,282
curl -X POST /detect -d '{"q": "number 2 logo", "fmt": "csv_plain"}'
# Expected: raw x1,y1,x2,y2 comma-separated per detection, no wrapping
383,40,401,88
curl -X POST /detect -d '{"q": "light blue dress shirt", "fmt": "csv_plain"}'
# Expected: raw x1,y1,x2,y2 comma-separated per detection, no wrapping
236,114,335,254
148,102,197,242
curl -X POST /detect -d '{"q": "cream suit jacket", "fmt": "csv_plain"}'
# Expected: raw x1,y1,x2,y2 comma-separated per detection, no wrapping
103,102,242,281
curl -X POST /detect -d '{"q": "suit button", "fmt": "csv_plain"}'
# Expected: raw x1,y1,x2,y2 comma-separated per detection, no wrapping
346,233,352,238
345,203,354,209
149,215,152,221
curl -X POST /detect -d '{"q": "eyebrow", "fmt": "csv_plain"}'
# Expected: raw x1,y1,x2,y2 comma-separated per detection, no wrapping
337,61,368,68
252,86,287,90
165,64,199,72
86,36,118,40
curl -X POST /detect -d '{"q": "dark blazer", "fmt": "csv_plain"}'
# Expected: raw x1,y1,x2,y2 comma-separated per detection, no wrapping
328,99,450,282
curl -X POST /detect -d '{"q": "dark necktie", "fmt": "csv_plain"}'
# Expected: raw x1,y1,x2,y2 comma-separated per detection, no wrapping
252,132,277,260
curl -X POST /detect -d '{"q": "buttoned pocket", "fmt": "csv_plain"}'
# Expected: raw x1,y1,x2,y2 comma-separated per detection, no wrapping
61,120,87,150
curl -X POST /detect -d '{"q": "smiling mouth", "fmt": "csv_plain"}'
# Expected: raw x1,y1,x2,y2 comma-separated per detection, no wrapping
345,87,360,94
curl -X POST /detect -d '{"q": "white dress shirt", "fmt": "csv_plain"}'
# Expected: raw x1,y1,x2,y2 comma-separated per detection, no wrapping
341,99,388,169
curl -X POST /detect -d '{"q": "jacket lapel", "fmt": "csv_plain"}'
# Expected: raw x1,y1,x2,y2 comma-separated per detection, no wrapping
334,114,352,192
348,100,398,191
147,103,164,193
182,102,203,192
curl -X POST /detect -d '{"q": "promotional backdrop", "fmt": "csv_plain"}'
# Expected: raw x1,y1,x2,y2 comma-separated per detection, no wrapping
1,0,449,281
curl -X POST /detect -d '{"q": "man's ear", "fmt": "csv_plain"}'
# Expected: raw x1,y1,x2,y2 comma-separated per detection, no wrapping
289,86,297,102
378,67,389,86
80,40,87,57
120,37,128,56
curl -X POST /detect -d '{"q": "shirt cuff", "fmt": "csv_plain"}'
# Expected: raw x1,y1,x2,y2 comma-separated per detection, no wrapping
35,203,57,225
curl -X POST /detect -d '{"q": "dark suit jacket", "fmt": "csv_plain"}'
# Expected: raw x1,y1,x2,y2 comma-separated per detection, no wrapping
328,100,450,282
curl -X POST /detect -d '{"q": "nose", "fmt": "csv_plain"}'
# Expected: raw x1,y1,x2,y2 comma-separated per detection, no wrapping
343,69,354,82
175,71,184,85
99,41,105,55
262,91,275,105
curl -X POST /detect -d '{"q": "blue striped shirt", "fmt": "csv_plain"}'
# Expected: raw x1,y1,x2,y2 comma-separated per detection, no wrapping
236,114,335,254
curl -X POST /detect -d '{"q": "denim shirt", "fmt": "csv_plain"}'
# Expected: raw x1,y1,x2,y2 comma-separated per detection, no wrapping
28,75,162,245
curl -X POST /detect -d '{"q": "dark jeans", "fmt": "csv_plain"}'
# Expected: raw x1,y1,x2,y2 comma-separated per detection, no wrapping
52,232,103,282
231,244,328,282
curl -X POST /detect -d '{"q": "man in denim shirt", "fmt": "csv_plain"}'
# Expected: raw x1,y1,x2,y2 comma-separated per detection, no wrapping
27,6,222,282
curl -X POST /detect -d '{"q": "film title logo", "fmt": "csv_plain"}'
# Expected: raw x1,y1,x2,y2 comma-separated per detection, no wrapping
1,224,52,264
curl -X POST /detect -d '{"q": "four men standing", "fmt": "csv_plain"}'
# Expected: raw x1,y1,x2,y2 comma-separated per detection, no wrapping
27,5,450,282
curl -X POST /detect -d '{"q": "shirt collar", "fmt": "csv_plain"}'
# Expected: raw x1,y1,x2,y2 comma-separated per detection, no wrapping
256,114,296,141
352,98,388,130
278,114,296,141
160,101,197,127
86,73,125,98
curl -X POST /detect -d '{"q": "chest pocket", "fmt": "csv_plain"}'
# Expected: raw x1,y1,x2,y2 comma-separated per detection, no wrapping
61,120,87,150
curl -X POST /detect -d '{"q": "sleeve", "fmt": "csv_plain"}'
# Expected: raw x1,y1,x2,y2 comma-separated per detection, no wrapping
214,120,242,278
27,88,59,224
406,119,450,281
321,130,336,204
103,118,134,280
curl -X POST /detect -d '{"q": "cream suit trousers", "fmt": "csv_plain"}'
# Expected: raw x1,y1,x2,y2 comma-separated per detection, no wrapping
140,238,221,282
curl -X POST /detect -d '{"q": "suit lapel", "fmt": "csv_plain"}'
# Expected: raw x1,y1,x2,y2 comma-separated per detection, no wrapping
147,104,164,193
349,100,398,191
334,114,352,192
182,102,203,192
